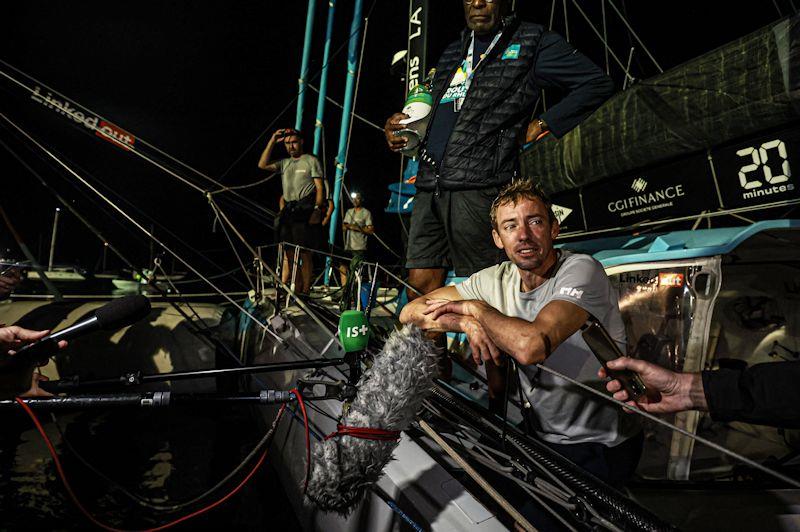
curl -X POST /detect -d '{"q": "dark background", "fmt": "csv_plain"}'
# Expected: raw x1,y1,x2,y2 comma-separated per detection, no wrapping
0,0,792,279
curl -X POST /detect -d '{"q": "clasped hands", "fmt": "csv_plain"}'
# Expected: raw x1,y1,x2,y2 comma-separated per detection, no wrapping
423,299,503,366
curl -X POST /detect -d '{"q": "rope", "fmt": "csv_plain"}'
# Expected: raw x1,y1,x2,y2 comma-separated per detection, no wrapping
208,171,279,194
418,419,538,531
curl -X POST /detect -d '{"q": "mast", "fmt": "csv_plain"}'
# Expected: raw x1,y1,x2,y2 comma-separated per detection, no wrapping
405,0,428,96
295,0,317,130
313,0,337,156
326,0,364,283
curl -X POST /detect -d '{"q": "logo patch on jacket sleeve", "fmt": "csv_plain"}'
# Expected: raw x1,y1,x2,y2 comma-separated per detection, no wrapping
501,44,521,60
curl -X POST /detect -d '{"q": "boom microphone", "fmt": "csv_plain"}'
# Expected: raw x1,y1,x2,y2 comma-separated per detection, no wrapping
305,325,438,515
7,295,152,368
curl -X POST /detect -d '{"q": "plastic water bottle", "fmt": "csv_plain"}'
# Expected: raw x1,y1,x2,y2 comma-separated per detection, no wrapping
395,69,435,158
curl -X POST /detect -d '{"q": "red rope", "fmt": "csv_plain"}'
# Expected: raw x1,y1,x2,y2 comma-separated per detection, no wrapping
290,388,312,494
15,397,286,531
324,425,401,442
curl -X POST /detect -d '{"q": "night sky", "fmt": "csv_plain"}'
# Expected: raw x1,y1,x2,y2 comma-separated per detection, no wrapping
1,1,790,278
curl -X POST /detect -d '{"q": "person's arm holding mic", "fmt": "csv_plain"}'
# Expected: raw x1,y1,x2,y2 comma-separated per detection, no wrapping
0,326,67,398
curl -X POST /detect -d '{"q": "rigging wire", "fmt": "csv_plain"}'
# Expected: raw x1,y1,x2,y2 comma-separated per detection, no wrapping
1,111,285,345
604,0,664,73
532,363,800,489
1,129,251,289
0,66,278,222
218,0,380,181
208,200,257,293
567,0,635,84
306,84,384,132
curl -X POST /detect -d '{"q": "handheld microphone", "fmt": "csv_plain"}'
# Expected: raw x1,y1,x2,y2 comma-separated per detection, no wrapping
305,325,438,515
5,295,152,369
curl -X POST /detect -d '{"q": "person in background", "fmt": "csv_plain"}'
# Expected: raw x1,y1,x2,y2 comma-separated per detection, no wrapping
0,267,21,301
600,357,800,429
339,192,374,285
258,128,324,295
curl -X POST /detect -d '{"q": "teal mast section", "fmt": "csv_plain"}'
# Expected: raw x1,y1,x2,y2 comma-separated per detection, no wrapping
326,0,364,282
313,0,336,156
295,0,317,130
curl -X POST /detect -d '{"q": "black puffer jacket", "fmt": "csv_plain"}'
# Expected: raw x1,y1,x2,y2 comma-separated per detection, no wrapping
417,15,614,191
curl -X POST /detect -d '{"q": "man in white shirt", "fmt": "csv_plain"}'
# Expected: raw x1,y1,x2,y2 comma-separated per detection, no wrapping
339,192,373,285
400,179,641,494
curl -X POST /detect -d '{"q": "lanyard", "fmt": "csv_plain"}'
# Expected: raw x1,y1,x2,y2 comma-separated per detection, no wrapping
463,30,502,94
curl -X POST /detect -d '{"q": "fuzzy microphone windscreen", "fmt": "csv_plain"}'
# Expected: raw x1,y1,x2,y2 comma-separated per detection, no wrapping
305,325,438,515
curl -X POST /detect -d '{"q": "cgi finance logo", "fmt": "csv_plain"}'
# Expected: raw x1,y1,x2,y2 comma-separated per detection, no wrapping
736,139,794,200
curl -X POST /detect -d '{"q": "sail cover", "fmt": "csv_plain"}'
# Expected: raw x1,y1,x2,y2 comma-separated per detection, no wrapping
521,14,800,195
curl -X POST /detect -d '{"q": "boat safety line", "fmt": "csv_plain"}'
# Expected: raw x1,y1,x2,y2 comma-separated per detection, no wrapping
209,196,342,346
207,200,257,292
419,419,538,531
534,363,800,489
0,111,285,345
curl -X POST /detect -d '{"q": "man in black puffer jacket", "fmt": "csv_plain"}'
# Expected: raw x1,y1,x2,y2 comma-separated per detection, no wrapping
385,0,613,298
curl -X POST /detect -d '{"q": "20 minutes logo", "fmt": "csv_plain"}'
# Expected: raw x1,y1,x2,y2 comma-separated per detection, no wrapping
736,139,794,200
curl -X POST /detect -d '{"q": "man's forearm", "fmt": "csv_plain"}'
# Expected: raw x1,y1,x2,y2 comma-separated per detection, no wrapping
258,138,276,169
400,300,465,333
472,304,545,365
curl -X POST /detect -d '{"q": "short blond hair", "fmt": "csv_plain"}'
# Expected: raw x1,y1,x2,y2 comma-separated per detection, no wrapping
490,178,555,229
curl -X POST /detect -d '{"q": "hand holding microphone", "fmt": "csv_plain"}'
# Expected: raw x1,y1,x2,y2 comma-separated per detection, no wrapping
0,326,66,398
0,295,151,398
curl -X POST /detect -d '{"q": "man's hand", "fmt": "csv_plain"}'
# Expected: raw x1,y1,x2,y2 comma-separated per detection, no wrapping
0,268,22,299
424,298,486,321
322,214,331,226
462,317,502,366
598,357,704,414
0,325,66,399
384,113,409,152
524,119,549,144
272,128,288,142
0,326,67,355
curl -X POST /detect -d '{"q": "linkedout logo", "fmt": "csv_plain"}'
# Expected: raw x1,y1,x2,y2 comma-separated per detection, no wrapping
559,286,584,299
630,177,647,193
30,86,136,151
